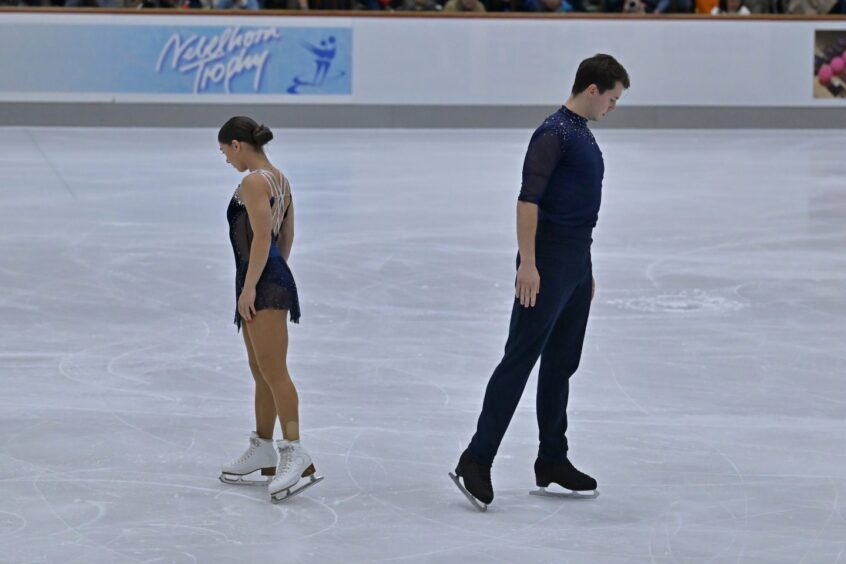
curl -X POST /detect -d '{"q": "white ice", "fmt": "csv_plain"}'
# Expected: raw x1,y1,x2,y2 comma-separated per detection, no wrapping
1,127,845,563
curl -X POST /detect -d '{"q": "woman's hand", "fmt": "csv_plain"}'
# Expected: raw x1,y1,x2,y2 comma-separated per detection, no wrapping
238,285,257,323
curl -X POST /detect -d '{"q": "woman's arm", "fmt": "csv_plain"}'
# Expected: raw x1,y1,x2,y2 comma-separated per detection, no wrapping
238,174,272,322
276,197,295,262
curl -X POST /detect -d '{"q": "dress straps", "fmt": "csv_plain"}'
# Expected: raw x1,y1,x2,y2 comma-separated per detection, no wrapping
252,169,291,237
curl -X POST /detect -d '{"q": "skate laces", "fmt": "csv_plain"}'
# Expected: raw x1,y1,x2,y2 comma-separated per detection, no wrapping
233,436,261,464
276,443,296,474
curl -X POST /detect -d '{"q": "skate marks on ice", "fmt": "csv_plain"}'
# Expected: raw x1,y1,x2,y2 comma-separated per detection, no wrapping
3,128,846,562
606,289,746,314
337,429,587,558
4,467,342,560
1,471,336,563
336,429,598,554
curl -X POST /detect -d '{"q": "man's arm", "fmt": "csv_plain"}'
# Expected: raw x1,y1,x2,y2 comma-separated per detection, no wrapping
515,129,563,308
516,201,540,308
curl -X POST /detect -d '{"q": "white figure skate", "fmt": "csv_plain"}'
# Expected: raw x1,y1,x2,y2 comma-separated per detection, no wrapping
219,432,277,486
268,440,323,503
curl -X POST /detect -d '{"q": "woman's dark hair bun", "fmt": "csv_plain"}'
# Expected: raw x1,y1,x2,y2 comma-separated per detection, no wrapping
218,116,273,149
252,124,273,147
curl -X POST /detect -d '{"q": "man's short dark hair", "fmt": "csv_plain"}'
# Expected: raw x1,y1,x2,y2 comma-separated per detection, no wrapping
571,54,630,96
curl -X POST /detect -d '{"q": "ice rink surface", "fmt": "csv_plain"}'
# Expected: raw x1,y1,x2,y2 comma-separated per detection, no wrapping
1,127,844,563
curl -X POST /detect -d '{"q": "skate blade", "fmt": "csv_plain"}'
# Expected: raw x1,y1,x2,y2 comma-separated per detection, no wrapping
530,486,599,500
219,473,272,487
270,474,324,503
448,472,488,512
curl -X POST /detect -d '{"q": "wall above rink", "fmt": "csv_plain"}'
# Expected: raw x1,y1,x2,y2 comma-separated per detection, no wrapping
1,11,845,127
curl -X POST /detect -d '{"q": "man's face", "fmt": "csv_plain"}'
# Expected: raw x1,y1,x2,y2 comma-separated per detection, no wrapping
587,81,624,121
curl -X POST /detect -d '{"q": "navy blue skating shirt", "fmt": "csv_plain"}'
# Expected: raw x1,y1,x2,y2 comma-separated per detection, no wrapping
518,106,604,229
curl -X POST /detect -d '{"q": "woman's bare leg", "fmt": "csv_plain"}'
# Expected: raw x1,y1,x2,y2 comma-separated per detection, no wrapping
244,310,300,441
243,328,276,440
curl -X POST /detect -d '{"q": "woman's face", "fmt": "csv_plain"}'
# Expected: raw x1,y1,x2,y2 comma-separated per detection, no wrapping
220,141,247,172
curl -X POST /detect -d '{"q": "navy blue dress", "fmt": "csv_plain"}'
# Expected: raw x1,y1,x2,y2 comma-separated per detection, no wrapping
226,173,301,330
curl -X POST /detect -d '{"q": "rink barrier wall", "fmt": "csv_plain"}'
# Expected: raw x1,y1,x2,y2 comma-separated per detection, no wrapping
1,11,845,127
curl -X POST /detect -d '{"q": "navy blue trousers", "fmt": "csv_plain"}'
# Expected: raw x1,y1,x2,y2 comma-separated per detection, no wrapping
468,222,593,466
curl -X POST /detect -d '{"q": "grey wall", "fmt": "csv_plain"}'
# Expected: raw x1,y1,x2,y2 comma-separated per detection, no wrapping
2,103,846,128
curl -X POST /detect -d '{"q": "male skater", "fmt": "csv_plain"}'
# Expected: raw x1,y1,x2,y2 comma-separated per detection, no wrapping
451,54,630,511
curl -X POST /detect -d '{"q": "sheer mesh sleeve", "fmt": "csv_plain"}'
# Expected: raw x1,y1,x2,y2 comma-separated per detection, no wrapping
518,129,563,204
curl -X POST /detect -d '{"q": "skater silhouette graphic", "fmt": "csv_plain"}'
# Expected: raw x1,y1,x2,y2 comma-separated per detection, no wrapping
287,36,344,94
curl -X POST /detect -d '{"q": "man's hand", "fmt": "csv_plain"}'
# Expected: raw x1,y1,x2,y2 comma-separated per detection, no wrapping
516,262,540,308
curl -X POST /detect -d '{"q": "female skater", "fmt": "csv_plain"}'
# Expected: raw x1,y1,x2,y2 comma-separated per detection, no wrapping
216,116,321,502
